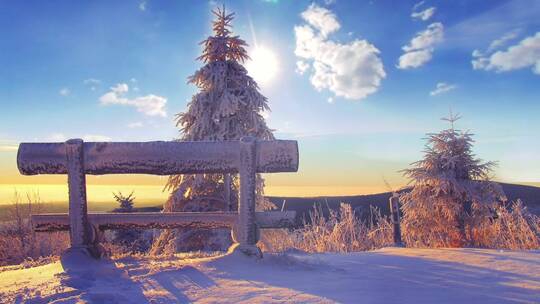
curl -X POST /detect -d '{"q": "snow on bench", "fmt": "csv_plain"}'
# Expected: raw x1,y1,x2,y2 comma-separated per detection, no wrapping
17,137,299,258
31,211,298,231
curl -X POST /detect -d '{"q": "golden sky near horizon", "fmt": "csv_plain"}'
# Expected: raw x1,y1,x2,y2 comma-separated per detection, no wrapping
0,145,407,204
2,144,540,205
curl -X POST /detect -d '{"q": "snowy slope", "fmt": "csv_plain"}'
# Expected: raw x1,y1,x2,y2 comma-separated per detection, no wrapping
0,248,538,303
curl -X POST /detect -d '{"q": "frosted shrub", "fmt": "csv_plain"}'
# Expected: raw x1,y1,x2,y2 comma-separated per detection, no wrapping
300,204,367,252
0,192,69,266
399,113,539,249
260,199,539,253
470,200,540,250
0,227,69,267
260,203,393,253
110,192,152,253
400,113,505,247
113,191,135,212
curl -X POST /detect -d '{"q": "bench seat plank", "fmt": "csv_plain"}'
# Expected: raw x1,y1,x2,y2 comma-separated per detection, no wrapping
31,211,298,231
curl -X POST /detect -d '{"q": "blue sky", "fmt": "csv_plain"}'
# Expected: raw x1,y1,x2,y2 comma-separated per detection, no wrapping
1,0,539,196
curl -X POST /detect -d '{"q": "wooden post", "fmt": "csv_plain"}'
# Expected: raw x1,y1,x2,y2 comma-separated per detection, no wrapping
389,194,403,247
234,136,262,257
65,139,95,256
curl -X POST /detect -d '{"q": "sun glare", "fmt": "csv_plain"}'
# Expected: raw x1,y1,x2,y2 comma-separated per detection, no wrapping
246,46,279,85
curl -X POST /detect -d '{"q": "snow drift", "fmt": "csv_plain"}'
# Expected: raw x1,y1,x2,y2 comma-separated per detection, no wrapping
0,248,538,303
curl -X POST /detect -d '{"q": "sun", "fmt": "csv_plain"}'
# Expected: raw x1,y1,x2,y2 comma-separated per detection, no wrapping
246,46,279,85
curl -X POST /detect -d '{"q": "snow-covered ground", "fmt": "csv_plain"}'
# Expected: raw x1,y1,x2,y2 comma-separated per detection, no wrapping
0,248,539,303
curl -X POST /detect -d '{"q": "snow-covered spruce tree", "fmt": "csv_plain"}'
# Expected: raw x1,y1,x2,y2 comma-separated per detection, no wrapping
151,7,274,254
400,113,506,247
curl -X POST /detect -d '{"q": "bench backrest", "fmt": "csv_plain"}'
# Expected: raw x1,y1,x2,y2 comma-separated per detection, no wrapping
18,139,298,175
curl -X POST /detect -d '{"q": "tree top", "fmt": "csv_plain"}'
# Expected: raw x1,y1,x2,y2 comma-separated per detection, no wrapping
441,109,462,130
197,6,249,63
212,5,234,38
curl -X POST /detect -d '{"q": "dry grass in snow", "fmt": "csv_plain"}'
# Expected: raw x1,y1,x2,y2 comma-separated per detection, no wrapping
261,203,394,253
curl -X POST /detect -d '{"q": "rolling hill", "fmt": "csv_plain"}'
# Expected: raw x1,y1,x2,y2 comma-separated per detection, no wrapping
1,183,538,222
267,183,540,220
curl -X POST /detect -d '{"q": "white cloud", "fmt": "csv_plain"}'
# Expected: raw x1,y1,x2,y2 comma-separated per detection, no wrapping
324,0,336,5
300,4,340,37
412,1,425,11
471,55,489,70
59,88,70,96
128,122,144,128
488,29,521,52
446,0,539,50
84,78,101,91
294,4,385,101
472,49,483,58
398,49,433,69
403,23,444,52
411,7,436,21
111,83,128,94
472,32,540,75
99,83,167,117
327,97,334,103
84,78,101,85
430,82,457,96
139,1,146,11
398,22,444,69
131,95,167,116
295,60,310,75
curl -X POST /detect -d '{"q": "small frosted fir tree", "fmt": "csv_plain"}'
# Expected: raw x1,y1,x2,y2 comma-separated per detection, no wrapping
111,191,149,252
112,191,135,213
151,6,274,254
400,113,506,247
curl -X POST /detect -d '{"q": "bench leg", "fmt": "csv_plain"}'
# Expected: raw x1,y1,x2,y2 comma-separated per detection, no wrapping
64,139,99,260
232,137,262,258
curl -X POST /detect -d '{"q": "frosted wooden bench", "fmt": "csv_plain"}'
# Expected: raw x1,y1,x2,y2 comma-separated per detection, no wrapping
17,137,299,259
